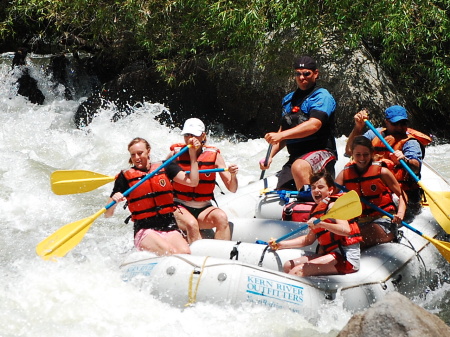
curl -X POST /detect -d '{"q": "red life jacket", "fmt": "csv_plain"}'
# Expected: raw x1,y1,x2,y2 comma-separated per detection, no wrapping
309,195,362,254
372,128,432,190
282,201,316,222
122,162,175,222
342,161,396,218
170,143,219,202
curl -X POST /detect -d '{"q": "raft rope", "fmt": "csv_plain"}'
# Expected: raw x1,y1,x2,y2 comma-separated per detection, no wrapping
258,245,270,267
185,256,209,307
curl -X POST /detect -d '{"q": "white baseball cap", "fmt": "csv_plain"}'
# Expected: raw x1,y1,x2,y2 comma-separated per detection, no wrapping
181,118,205,136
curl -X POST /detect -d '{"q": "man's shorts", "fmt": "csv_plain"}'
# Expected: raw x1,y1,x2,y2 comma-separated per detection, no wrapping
276,150,336,190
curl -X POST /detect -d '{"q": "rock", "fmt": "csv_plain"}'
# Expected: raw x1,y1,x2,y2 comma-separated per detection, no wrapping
16,68,45,105
337,292,450,337
73,46,431,140
47,53,73,100
12,47,28,68
12,48,45,105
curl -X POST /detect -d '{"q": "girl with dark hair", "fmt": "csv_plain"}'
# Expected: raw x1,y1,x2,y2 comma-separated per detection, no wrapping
336,135,408,248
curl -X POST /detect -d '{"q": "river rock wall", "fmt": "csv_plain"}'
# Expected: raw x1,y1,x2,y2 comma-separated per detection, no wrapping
73,46,428,140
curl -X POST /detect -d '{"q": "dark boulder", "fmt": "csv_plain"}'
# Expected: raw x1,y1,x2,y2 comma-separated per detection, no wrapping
12,48,45,105
337,292,450,337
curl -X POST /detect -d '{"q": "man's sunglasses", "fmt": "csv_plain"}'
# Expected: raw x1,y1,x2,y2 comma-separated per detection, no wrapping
294,71,312,78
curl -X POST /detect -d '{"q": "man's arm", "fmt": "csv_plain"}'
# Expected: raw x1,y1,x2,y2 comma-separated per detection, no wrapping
265,118,322,144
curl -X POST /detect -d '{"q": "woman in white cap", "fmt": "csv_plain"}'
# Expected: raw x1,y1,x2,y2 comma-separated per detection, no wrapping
167,118,239,243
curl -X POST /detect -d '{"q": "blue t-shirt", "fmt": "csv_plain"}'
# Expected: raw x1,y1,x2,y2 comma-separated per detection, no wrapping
281,87,337,158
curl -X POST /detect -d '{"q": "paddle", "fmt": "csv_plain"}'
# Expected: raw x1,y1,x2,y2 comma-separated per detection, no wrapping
36,145,192,260
51,168,227,195
335,183,450,263
365,119,450,233
259,144,272,180
256,190,362,245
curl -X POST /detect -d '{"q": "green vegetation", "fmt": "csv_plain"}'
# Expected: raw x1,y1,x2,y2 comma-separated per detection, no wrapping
1,0,450,114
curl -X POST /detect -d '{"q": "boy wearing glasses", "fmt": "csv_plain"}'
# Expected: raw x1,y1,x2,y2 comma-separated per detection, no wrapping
345,105,432,217
261,56,337,194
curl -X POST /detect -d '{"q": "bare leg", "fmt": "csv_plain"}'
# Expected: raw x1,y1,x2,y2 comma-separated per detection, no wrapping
174,207,202,244
283,254,319,273
198,207,231,240
289,254,340,277
291,158,312,190
139,230,191,255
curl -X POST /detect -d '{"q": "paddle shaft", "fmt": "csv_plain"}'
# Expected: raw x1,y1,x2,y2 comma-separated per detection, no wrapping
335,183,423,236
105,145,191,209
36,145,193,259
275,224,309,243
365,119,450,234
364,120,419,182
273,190,361,243
334,184,450,263
259,144,272,180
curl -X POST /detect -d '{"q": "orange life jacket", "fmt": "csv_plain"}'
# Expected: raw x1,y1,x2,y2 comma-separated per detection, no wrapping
372,128,432,190
342,161,397,218
309,195,362,254
372,128,432,157
122,163,175,222
170,143,219,202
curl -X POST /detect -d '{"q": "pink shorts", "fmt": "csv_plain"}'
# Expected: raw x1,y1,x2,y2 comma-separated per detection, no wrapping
134,228,177,250
328,252,358,274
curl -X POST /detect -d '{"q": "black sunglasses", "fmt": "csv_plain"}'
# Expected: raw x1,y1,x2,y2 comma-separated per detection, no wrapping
294,71,312,77
390,120,408,126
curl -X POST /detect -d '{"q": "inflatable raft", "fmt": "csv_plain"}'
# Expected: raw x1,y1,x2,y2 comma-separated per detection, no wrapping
120,161,450,322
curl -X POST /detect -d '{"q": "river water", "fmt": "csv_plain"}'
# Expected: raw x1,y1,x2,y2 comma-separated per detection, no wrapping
1,53,450,336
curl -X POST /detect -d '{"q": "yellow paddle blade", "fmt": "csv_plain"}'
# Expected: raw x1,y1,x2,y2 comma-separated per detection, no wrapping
36,208,106,260
418,182,450,234
322,190,362,221
423,234,450,263
51,170,115,195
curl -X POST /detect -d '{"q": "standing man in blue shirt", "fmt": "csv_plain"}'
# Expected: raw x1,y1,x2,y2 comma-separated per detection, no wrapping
260,56,337,192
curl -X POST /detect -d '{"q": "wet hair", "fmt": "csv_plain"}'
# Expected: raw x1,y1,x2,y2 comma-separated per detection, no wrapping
351,135,374,152
310,170,334,188
127,137,151,164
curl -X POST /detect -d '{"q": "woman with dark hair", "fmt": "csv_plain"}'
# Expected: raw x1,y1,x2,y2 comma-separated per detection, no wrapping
336,135,408,248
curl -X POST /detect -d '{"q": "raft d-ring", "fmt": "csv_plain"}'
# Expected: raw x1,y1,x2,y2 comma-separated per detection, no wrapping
185,256,209,307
